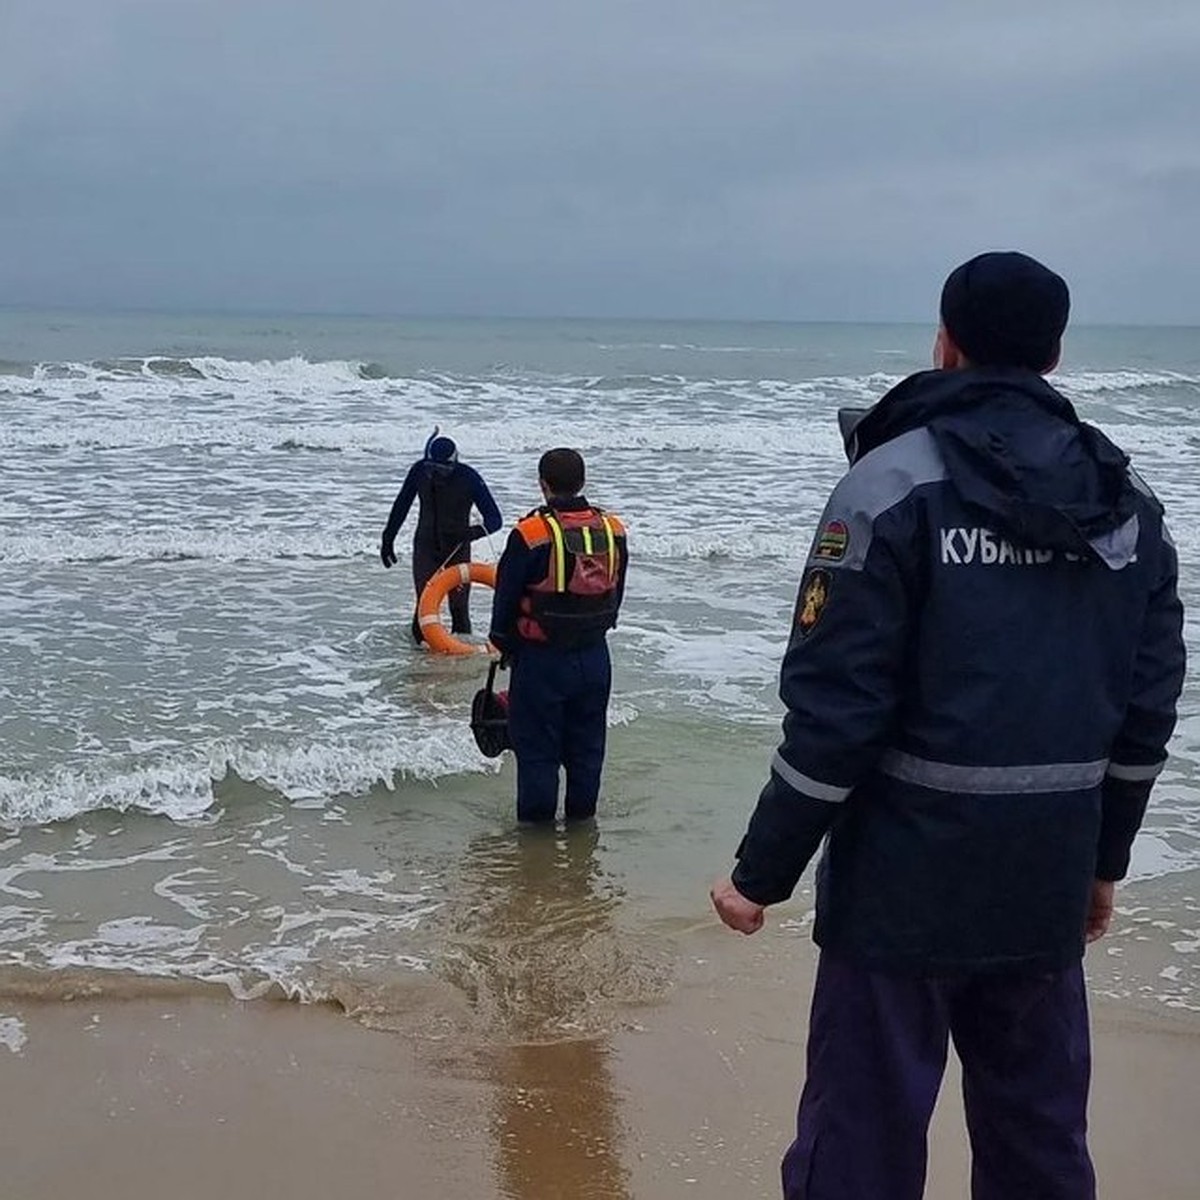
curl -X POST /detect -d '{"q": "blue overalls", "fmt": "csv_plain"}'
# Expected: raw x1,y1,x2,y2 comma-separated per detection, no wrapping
488,495,628,823
507,641,612,822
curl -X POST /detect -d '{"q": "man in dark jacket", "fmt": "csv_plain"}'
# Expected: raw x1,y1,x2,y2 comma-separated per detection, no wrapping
711,252,1185,1200
380,430,503,642
489,448,628,823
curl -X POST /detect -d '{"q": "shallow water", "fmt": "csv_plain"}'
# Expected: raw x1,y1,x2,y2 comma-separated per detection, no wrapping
1,313,1197,1026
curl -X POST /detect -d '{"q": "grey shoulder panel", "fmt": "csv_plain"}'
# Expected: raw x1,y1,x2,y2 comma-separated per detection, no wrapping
810,427,946,571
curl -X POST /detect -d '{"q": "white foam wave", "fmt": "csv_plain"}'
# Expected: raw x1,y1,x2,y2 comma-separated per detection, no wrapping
7,353,883,390
1053,369,1200,396
0,760,218,827
0,529,373,565
0,527,800,565
22,355,375,390
4,367,1193,467
8,356,899,420
634,532,800,560
23,937,302,1003
226,729,494,802
0,728,495,828
650,342,832,355
1,414,850,462
5,355,1198,419
24,922,434,1005
0,417,400,455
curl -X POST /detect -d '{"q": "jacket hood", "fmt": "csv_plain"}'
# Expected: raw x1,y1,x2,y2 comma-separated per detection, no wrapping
844,368,1140,567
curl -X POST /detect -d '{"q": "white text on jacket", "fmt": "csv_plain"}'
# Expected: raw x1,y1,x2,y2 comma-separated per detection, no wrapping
939,527,1055,566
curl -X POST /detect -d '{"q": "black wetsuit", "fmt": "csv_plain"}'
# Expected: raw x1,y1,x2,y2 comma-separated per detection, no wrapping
381,459,502,639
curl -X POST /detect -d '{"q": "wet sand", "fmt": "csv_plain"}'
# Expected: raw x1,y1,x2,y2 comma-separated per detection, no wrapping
2,924,1197,1200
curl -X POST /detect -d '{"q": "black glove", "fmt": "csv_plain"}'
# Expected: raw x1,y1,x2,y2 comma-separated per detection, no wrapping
467,523,487,543
380,541,397,568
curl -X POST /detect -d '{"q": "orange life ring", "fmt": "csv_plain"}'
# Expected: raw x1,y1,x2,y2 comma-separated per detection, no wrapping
416,561,498,656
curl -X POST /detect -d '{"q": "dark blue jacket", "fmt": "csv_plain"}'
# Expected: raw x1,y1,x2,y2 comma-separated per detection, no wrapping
732,367,1185,974
382,459,502,556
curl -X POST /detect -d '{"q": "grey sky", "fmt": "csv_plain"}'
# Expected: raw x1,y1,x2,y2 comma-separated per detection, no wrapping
2,0,1198,322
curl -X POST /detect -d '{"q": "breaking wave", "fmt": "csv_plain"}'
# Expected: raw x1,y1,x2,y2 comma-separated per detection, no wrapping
0,727,495,828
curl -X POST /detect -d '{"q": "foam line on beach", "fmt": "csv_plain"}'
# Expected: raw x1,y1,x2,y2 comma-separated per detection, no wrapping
0,1014,27,1053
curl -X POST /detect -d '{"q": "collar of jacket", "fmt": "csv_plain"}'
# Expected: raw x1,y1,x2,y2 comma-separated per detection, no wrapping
542,495,591,512
846,367,1081,465
847,368,1140,562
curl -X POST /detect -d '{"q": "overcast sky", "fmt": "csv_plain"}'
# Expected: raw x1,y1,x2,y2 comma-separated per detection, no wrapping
2,0,1197,323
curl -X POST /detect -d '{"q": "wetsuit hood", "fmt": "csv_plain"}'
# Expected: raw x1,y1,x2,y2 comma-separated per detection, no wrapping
846,368,1140,567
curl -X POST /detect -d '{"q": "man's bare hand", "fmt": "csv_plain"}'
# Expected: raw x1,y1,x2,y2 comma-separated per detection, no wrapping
710,876,765,935
1085,879,1116,943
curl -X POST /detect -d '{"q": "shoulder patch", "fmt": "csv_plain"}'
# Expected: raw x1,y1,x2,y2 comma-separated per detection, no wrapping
796,568,832,636
813,518,849,562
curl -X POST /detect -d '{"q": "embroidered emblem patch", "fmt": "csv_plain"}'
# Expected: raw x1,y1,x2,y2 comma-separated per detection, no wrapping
814,518,849,562
797,568,831,636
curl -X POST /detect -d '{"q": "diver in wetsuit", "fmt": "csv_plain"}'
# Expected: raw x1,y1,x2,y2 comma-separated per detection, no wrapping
380,431,503,642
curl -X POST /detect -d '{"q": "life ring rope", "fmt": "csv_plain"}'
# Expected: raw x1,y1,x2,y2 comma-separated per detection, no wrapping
416,561,498,656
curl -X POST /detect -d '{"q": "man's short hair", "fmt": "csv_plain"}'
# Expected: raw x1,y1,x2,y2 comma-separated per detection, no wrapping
940,251,1070,371
539,447,585,496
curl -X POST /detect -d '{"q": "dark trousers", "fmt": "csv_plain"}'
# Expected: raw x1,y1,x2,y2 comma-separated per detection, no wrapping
411,540,470,641
506,641,611,823
783,953,1095,1200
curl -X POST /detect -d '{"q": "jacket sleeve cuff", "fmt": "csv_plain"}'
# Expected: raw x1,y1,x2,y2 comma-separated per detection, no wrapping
729,766,840,905
1095,774,1155,881
731,856,795,907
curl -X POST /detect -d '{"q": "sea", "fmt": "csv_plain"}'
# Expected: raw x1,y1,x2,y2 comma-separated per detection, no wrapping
1,310,1198,1051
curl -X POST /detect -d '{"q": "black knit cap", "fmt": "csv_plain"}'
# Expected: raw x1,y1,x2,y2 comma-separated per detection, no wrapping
939,251,1070,370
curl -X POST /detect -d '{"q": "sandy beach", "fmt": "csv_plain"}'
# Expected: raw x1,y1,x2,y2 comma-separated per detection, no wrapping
3,920,1196,1200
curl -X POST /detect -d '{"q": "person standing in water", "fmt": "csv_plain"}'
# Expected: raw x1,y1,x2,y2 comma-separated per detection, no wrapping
380,429,503,642
488,448,628,822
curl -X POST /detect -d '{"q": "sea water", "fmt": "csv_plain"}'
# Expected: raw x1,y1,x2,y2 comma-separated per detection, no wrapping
1,311,1197,1032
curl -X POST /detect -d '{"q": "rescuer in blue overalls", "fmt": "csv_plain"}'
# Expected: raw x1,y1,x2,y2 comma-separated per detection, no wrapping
488,448,629,823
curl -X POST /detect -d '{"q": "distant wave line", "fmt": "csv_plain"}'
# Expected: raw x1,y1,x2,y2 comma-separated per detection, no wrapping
4,353,1195,395
0,530,796,566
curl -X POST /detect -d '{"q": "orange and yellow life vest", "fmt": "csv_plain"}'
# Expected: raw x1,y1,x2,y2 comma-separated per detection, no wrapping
515,506,625,646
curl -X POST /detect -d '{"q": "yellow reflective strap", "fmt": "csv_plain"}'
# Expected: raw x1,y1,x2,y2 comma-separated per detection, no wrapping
544,513,567,591
600,515,617,580
581,526,593,554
